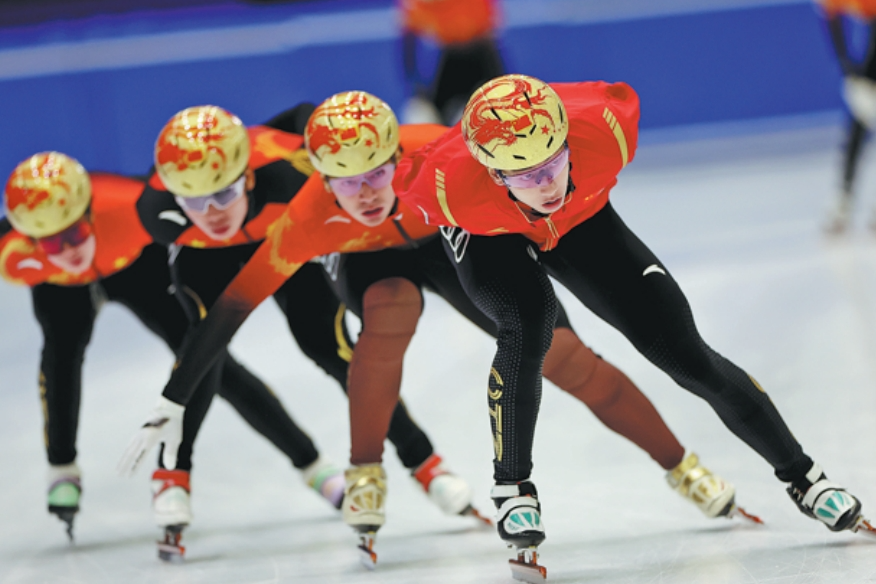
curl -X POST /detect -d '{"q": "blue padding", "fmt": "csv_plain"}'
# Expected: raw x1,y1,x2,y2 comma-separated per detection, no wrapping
0,1,847,176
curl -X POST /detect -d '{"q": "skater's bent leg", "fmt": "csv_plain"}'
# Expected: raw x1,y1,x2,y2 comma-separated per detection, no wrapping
217,354,320,469
274,263,354,389
348,278,422,465
543,327,685,470
548,204,812,482
32,284,96,466
443,231,556,483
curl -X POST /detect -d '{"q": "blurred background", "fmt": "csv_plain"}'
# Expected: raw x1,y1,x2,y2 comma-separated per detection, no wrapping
0,0,854,181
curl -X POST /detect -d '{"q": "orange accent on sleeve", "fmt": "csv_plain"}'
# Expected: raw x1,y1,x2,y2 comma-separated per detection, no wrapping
0,231,52,286
248,126,306,170
89,174,153,277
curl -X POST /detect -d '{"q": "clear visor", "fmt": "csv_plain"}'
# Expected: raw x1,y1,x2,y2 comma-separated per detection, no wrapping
498,146,570,189
327,162,396,197
175,174,246,213
37,218,92,255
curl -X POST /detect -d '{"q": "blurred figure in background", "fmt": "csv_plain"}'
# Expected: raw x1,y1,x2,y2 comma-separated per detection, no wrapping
399,0,505,125
818,0,876,232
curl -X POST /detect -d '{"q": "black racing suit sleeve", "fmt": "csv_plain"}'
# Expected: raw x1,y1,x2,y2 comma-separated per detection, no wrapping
160,293,254,405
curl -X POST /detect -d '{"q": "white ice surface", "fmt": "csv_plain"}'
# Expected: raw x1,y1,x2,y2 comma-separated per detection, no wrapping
3,122,876,583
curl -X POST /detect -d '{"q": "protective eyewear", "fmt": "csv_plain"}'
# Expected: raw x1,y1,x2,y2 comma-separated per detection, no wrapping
37,218,93,255
327,162,396,197
175,174,246,213
498,146,570,189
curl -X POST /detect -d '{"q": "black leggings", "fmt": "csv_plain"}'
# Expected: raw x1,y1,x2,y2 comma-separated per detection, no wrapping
32,244,317,470
442,203,812,484
329,237,572,471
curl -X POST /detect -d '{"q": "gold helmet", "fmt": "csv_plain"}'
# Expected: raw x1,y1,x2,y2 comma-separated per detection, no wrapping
4,152,91,238
154,105,250,197
305,91,399,177
462,74,568,171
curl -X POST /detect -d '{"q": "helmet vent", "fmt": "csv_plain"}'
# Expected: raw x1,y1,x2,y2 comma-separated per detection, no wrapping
490,107,501,120
523,91,532,107
513,154,526,160
546,136,554,150
476,143,495,158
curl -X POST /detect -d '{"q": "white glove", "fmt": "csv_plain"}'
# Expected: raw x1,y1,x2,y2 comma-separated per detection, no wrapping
843,75,876,129
117,396,185,477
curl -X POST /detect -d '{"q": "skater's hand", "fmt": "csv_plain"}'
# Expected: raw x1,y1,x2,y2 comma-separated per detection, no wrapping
117,396,185,477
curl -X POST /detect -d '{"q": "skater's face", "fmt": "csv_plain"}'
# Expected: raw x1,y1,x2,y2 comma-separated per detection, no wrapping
38,218,96,275
326,163,397,227
176,169,254,240
490,146,571,215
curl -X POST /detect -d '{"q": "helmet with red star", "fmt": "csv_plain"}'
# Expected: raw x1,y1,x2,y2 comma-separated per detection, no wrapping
154,105,250,197
305,91,399,177
462,74,568,171
4,152,91,238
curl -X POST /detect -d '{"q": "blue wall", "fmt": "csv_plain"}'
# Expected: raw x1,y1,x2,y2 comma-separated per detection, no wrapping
0,1,845,179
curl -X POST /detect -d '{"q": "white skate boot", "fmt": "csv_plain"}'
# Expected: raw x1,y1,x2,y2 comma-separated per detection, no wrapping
491,481,547,584
151,469,192,562
787,462,874,535
301,456,345,510
47,462,82,541
342,464,386,567
666,452,762,523
412,453,491,525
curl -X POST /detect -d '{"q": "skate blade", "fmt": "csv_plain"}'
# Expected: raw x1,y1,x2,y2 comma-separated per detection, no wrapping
728,505,764,525
157,525,186,563
509,548,547,584
157,542,186,563
357,533,377,569
49,507,78,542
852,516,876,538
462,505,493,527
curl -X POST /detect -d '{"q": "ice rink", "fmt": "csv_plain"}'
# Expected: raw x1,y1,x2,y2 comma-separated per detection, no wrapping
3,120,876,583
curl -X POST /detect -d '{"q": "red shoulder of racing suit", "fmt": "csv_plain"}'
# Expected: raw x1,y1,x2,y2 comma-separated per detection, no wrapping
395,81,640,251
222,123,449,309
0,173,150,286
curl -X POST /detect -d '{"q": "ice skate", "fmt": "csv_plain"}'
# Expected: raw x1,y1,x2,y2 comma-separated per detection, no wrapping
666,452,762,524
824,191,852,235
787,462,875,536
491,481,547,584
342,464,386,568
151,469,191,562
301,456,345,510
412,453,491,526
47,463,81,541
